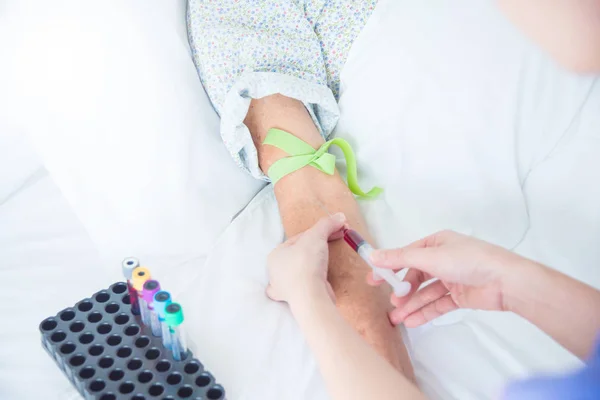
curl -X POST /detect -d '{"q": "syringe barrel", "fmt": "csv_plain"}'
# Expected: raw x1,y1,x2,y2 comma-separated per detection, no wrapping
358,243,411,296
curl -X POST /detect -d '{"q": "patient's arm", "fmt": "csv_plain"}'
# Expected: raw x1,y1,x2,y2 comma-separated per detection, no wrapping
245,94,415,378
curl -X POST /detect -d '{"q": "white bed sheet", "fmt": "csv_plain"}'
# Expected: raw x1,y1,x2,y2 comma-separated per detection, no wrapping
0,168,105,400
1,0,599,399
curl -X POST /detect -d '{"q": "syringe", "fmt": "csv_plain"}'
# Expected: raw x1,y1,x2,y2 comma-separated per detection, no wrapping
343,228,411,297
317,202,411,297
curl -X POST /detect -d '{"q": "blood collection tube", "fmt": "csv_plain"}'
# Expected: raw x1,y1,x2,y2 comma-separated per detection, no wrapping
165,303,188,361
153,291,172,347
132,267,152,326
121,257,141,315
142,280,162,336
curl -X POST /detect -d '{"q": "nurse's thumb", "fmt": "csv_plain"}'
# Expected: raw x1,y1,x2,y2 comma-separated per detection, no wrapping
309,213,346,241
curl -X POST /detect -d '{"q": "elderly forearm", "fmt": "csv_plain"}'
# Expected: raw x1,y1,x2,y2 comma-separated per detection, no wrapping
245,95,415,377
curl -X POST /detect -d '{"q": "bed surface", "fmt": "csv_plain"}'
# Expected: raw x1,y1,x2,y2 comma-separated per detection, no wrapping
1,1,599,399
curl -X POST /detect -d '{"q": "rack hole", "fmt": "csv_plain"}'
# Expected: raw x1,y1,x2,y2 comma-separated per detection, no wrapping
148,383,164,397
127,358,143,371
97,323,112,335
89,379,105,392
109,369,125,381
138,370,154,383
77,300,93,312
177,385,193,398
88,344,104,356
105,302,120,314
124,324,140,336
59,309,75,321
145,348,160,360
79,332,94,344
87,312,102,323
41,318,57,331
119,381,135,394
156,360,171,373
60,342,76,355
69,354,86,367
114,313,130,325
111,282,128,294
166,372,182,385
95,291,110,303
106,334,122,346
69,321,85,333
51,331,66,343
122,294,131,304
131,396,145,400
195,374,211,387
134,336,150,348
207,387,224,400
184,362,200,375
79,366,95,379
98,356,114,369
117,346,132,358
99,394,116,400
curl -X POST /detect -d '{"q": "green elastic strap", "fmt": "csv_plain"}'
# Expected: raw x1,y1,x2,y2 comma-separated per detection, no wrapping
263,128,382,199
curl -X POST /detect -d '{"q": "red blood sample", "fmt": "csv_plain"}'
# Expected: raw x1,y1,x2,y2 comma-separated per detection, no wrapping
343,228,366,252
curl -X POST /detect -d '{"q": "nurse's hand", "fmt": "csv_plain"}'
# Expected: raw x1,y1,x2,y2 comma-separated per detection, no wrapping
369,230,526,327
266,213,346,306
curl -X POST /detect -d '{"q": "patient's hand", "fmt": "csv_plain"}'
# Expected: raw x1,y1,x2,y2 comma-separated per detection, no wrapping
266,214,346,305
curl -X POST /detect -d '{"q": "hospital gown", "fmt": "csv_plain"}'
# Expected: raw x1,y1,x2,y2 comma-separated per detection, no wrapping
187,0,377,179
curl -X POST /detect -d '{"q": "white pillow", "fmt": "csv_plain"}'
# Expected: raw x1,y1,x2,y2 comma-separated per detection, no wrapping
0,0,263,266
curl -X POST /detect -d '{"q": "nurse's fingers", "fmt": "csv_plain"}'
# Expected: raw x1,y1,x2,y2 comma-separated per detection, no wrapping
389,269,422,306
371,247,445,277
283,232,303,246
388,280,449,325
401,295,459,328
265,284,280,302
397,230,458,250
327,227,346,242
366,270,385,286
307,213,346,241
370,231,462,272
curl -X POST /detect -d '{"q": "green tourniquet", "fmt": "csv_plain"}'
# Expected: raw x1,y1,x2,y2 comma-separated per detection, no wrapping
263,128,382,199
164,303,184,327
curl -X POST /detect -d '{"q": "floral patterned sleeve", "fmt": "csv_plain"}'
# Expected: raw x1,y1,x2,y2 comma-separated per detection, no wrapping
187,0,376,180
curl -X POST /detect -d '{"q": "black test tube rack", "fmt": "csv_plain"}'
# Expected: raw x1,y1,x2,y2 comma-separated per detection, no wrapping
39,282,226,400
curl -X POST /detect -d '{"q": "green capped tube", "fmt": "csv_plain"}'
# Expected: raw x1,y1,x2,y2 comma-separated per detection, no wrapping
165,303,187,361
